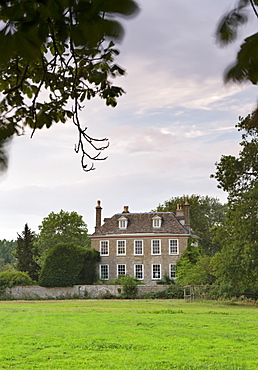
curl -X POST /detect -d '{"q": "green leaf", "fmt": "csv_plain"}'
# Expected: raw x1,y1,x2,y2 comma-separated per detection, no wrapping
0,32,15,65
216,10,248,45
225,33,258,84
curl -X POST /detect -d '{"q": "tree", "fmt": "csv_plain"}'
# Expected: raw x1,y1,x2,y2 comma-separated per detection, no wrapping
211,116,258,294
211,116,258,197
0,0,139,172
36,209,90,263
177,255,216,286
38,242,100,287
154,195,227,256
212,185,258,293
15,223,40,281
175,237,216,286
0,239,16,266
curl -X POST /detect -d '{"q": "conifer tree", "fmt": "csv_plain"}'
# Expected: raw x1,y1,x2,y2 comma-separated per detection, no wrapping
15,224,40,281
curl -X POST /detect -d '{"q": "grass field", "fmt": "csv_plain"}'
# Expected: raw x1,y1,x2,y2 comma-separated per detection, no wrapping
0,299,257,369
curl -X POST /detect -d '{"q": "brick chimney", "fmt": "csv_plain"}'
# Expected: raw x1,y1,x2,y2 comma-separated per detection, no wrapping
95,200,102,231
175,204,184,218
122,206,129,213
183,198,190,230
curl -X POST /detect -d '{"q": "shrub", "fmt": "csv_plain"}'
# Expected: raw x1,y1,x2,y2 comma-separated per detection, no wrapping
205,283,237,300
78,248,100,284
115,275,138,298
0,270,33,288
38,243,100,287
100,292,117,299
139,284,184,299
156,273,175,285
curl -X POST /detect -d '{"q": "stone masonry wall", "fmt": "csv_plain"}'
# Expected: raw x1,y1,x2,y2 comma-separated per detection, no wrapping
6,284,168,299
92,235,188,285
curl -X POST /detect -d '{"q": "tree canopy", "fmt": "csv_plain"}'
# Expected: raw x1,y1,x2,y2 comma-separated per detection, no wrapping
211,185,258,293
0,239,16,270
36,209,90,264
211,118,258,294
211,115,258,197
154,194,227,256
0,0,139,172
211,1,258,297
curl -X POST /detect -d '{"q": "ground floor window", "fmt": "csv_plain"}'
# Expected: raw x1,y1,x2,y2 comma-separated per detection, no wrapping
100,264,109,280
152,264,161,279
134,264,144,280
170,264,176,279
117,264,126,277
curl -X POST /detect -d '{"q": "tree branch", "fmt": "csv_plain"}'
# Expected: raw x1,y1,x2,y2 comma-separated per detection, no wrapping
250,0,258,18
3,65,29,94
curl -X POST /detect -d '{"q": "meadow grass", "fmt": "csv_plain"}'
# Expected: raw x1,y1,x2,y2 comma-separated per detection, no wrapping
0,299,257,369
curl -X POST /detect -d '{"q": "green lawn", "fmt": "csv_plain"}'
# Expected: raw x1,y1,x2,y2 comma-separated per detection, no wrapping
0,299,257,369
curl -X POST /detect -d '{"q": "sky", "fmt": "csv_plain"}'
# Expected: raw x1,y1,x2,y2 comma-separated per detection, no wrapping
0,0,257,240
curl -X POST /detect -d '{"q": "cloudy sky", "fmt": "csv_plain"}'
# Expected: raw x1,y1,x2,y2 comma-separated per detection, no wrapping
0,0,257,240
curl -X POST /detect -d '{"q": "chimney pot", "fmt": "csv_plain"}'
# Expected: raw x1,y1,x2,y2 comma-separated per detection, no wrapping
123,206,129,213
176,204,184,217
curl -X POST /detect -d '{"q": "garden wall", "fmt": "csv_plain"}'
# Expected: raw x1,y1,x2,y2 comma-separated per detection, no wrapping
5,284,168,299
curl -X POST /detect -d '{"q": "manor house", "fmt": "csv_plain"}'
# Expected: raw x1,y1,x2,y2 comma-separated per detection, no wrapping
90,200,195,285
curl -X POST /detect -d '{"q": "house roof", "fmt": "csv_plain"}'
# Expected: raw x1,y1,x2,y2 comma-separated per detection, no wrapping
92,212,191,236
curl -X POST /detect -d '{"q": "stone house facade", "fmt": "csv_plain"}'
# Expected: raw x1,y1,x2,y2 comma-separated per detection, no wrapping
90,201,195,285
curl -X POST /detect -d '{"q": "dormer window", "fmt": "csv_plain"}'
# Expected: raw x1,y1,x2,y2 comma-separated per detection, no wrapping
152,215,162,228
118,216,128,229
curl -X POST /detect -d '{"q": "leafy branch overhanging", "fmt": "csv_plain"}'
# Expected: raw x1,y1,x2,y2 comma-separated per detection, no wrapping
0,0,139,171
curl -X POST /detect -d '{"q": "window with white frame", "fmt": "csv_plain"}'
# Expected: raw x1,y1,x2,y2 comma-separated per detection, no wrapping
117,240,126,255
118,216,128,229
100,265,109,280
152,239,161,255
134,240,143,255
152,215,162,228
134,264,144,280
169,239,179,255
100,240,109,256
152,264,161,279
117,264,126,277
170,264,176,279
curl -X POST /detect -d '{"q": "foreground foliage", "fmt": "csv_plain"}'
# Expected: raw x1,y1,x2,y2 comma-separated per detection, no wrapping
216,0,258,86
0,300,257,369
0,0,139,171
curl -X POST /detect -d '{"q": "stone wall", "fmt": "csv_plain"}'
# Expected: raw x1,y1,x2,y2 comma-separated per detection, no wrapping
5,284,168,299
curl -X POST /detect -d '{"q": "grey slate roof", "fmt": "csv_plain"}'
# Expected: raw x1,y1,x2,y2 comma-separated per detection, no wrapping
92,212,191,236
